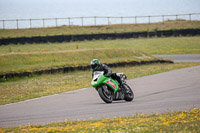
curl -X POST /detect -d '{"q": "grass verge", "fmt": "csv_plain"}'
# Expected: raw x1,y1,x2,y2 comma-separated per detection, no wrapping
0,20,200,39
0,62,199,105
1,36,200,55
0,48,156,74
1,108,199,132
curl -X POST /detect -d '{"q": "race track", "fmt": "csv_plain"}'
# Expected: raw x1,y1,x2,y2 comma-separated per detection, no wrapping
0,65,200,127
154,54,200,62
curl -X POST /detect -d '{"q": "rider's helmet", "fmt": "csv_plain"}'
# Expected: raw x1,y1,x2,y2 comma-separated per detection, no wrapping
91,59,100,70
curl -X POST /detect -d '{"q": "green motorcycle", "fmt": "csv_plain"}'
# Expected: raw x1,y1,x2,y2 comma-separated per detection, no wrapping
91,71,134,103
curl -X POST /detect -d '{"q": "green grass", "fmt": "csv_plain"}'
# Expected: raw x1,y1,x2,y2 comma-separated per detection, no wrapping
1,36,200,74
0,48,156,74
1,20,200,132
1,108,200,132
0,20,200,39
0,62,199,105
1,36,199,55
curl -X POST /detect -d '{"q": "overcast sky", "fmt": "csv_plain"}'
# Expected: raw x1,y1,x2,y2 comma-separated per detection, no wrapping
0,0,200,19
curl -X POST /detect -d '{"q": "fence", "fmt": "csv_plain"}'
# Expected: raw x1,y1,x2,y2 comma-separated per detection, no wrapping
0,13,200,29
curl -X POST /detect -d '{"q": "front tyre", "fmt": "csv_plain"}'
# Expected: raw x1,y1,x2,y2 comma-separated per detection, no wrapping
124,84,134,101
98,85,113,103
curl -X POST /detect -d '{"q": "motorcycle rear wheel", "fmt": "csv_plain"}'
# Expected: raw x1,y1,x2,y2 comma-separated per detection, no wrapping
98,85,113,103
124,84,134,101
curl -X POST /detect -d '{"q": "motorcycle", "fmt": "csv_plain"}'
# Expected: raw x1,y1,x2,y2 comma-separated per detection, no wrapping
91,71,134,103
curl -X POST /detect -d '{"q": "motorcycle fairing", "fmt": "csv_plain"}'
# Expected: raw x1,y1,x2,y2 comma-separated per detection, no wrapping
103,79,119,93
91,71,119,93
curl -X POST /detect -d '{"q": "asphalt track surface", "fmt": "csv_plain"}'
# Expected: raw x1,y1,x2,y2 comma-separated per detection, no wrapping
154,54,200,62
1,64,200,128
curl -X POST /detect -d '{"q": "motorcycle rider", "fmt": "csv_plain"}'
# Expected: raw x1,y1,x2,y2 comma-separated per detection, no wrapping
91,59,124,87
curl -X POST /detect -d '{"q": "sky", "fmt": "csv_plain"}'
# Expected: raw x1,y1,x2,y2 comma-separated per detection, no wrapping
0,0,200,19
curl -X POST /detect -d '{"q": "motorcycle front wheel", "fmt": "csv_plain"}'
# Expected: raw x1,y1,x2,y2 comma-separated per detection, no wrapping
98,85,113,103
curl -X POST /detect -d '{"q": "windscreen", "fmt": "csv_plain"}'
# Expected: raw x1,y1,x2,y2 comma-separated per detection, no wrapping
93,71,103,76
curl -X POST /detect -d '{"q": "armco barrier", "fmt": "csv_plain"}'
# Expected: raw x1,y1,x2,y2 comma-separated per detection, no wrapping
0,59,173,80
0,29,200,45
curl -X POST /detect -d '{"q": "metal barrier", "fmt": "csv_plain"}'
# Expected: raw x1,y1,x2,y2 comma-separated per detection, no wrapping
0,13,200,29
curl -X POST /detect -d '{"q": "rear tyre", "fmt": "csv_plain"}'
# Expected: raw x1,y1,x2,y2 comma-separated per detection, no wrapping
124,84,134,101
98,85,113,103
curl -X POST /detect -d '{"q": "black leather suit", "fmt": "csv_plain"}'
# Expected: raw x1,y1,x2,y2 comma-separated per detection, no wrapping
92,64,122,85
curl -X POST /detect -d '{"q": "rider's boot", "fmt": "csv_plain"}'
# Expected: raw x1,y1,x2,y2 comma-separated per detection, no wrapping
116,74,129,93
117,79,123,91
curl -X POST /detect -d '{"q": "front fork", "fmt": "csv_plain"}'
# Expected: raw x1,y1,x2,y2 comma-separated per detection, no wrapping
101,85,112,96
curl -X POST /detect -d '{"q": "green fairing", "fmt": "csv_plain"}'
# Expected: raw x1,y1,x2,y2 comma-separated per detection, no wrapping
91,72,118,93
